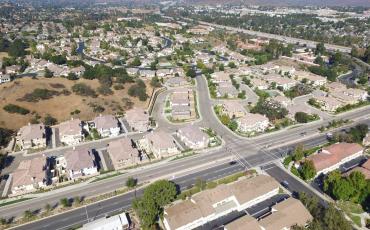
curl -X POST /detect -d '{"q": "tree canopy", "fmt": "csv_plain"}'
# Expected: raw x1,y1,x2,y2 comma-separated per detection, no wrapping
132,180,177,229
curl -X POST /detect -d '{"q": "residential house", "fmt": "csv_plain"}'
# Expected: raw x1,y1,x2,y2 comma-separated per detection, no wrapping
163,175,280,230
92,115,120,138
140,69,156,78
221,101,246,118
156,69,171,78
124,108,150,132
57,118,84,146
236,113,270,133
258,197,313,230
63,148,98,180
270,95,292,108
126,68,139,76
17,123,47,150
107,138,140,170
176,125,210,149
313,95,343,112
217,82,239,98
138,131,179,158
250,78,269,90
166,77,189,87
11,156,47,195
5,65,21,74
287,104,316,120
307,142,364,177
0,74,11,84
211,72,231,84
224,215,261,230
294,70,327,86
345,159,370,180
225,198,312,230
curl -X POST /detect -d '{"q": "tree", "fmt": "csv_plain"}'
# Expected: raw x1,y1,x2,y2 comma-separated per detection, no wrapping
300,160,316,180
8,39,26,57
130,57,141,67
251,99,288,120
323,204,352,230
126,177,137,188
186,68,196,78
67,72,78,80
128,80,148,101
60,198,70,208
132,180,177,229
44,67,53,78
332,179,354,201
228,62,236,68
228,120,238,131
292,144,304,161
0,128,13,148
150,76,161,88
315,42,326,55
23,210,34,220
44,203,52,213
44,114,57,126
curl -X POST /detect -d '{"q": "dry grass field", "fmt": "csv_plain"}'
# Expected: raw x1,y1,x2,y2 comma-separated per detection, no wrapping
0,77,153,130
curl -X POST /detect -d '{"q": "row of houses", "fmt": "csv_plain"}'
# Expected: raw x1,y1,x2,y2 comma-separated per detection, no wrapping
311,82,368,112
163,174,312,230
16,108,150,150
11,147,98,195
169,88,197,121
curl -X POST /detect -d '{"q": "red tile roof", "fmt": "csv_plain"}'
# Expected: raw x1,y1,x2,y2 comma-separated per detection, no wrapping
307,143,364,172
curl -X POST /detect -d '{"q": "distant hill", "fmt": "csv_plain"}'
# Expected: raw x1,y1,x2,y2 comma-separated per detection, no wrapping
183,0,370,7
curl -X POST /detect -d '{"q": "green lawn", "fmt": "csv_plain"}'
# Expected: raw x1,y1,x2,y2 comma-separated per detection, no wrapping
337,201,364,214
350,214,362,227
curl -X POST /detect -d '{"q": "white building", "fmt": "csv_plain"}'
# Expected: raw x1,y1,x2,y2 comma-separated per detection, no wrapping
17,123,47,150
92,115,120,138
81,213,129,230
138,131,180,158
236,113,270,133
57,118,84,146
63,148,98,180
176,125,210,149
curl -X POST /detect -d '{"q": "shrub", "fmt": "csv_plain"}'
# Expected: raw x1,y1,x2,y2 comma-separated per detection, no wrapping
97,85,113,96
72,83,97,97
44,114,57,126
17,88,61,102
3,104,30,115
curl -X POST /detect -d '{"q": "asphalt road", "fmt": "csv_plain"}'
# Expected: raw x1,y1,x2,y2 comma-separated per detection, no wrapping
264,163,327,206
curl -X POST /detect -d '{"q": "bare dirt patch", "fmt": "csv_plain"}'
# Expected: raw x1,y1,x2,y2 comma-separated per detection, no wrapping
0,77,153,130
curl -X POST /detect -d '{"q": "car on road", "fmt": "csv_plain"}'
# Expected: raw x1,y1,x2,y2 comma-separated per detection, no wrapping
326,132,333,140
281,180,289,189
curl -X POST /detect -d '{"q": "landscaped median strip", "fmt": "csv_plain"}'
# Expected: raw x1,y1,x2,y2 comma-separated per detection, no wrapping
0,197,33,208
